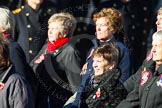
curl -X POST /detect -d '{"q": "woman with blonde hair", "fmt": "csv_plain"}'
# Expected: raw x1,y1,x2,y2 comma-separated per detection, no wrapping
31,12,93,108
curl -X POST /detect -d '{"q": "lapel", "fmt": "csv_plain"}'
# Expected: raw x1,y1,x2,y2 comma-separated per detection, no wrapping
49,42,69,57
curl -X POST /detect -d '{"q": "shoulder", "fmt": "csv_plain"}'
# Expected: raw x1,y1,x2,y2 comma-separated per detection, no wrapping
8,73,27,85
115,41,130,56
115,41,127,50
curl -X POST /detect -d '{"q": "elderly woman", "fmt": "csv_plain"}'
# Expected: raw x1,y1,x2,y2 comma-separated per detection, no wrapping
31,12,93,108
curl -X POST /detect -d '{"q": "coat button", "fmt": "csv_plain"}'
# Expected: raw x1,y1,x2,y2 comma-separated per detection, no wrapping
29,50,32,54
27,24,31,28
47,9,52,13
26,13,30,16
29,37,32,41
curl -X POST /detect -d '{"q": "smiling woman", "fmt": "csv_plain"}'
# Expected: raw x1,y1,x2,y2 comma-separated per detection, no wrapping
91,43,119,76
83,43,127,108
67,43,127,108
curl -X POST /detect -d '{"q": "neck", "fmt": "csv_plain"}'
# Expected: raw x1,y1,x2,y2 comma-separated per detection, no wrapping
27,1,41,10
156,61,162,70
99,35,114,42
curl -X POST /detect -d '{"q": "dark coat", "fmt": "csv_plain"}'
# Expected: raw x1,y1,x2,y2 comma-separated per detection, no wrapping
84,69,127,108
72,36,132,107
117,59,162,108
8,36,37,100
91,38,132,83
71,36,132,108
0,65,34,108
31,35,94,108
13,2,57,63
8,36,28,77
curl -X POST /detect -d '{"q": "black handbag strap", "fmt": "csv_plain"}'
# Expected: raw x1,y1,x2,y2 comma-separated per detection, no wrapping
44,51,71,91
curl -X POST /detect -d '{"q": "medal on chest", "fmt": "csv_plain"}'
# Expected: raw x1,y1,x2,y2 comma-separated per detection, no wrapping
157,74,162,87
140,67,150,86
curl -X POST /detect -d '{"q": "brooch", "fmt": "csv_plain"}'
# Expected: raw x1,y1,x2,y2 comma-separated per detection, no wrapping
140,67,150,86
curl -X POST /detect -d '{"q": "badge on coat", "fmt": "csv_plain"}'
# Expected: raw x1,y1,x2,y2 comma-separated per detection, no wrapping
140,67,150,86
157,74,162,87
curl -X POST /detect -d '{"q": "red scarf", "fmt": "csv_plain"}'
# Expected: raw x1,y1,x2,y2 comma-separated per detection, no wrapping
47,37,69,52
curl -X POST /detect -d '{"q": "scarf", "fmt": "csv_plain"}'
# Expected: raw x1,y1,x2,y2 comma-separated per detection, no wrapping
47,37,69,52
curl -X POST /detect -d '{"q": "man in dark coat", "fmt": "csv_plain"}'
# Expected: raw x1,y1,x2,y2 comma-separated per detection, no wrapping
13,0,57,63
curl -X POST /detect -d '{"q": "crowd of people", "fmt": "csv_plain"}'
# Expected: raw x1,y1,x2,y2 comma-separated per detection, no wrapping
0,0,162,108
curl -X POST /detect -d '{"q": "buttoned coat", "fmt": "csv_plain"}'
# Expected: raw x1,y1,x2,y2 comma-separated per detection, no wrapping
13,2,57,63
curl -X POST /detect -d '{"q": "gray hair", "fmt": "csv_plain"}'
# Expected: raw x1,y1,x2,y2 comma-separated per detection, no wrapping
0,6,15,35
48,12,76,37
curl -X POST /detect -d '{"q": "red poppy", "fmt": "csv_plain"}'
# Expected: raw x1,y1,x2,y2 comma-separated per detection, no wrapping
96,88,101,98
0,82,5,90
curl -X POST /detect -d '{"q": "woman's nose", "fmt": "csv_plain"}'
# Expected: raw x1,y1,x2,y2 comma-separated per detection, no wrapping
151,46,156,53
92,62,97,68
48,29,52,34
156,20,159,25
96,26,101,31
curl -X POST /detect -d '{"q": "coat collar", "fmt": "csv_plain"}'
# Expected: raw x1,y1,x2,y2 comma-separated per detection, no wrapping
92,36,116,48
144,60,162,75
0,65,13,83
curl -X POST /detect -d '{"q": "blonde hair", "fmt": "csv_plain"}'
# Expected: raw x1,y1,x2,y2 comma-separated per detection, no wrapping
48,12,76,37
